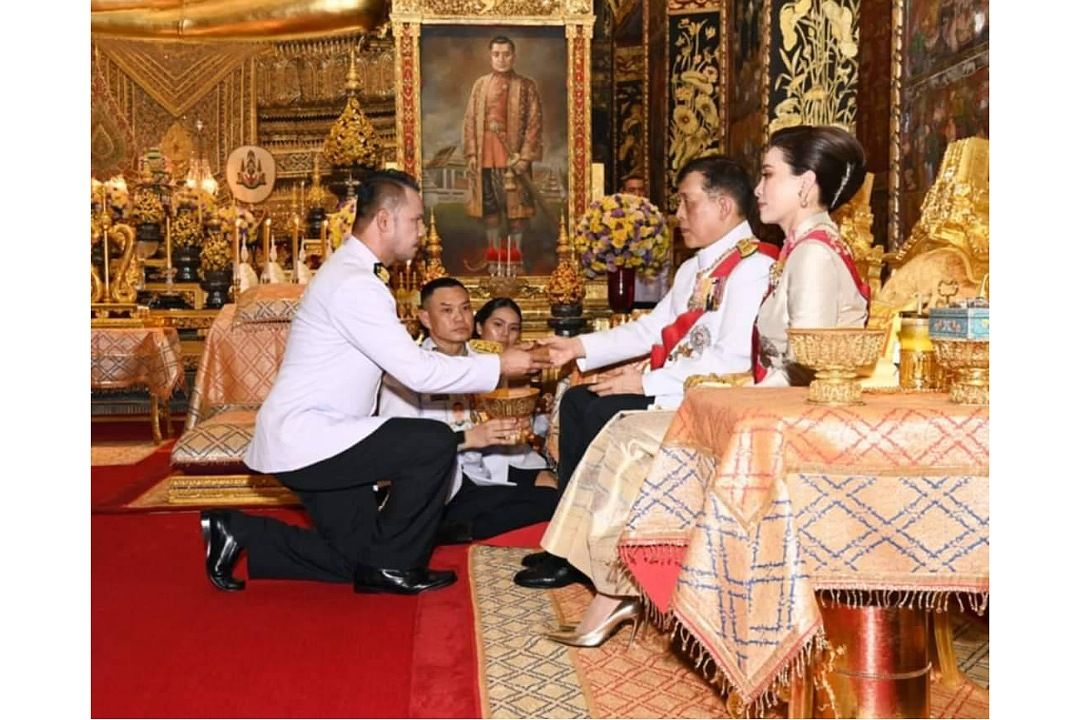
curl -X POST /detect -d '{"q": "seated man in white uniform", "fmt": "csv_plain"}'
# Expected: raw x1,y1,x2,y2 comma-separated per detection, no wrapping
199,170,546,596
379,278,558,544
514,155,776,589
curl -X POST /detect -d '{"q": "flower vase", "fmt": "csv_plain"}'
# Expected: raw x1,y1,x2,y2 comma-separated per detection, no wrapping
606,267,636,314
173,246,201,283
136,222,162,260
201,267,234,309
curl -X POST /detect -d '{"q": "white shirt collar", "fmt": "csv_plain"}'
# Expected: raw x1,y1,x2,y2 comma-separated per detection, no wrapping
345,235,380,267
696,219,753,270
420,335,471,357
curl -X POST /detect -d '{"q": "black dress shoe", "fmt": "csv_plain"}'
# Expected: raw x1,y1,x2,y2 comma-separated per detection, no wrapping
353,566,457,595
200,510,245,591
513,555,591,589
521,550,552,567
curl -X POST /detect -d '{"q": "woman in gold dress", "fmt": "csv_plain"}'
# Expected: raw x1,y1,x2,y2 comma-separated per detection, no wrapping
541,126,871,648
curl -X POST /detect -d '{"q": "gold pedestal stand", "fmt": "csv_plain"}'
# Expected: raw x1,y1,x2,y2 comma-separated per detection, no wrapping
933,338,989,405
788,329,888,406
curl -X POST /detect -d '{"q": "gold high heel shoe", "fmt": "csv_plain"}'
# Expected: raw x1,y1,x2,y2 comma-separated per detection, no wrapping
543,598,643,649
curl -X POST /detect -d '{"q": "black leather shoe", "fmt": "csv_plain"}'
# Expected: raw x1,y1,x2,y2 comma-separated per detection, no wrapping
353,566,457,595
513,555,591,589
200,510,245,591
521,550,552,567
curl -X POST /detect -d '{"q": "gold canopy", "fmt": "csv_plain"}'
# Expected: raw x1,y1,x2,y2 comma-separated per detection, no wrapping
91,0,388,41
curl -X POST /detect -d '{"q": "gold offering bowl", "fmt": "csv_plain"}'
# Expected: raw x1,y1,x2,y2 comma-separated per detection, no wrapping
468,339,505,355
787,328,889,405
474,386,540,443
931,338,989,405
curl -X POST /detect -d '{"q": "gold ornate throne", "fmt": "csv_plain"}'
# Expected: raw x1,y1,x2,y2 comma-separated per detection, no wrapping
857,138,990,386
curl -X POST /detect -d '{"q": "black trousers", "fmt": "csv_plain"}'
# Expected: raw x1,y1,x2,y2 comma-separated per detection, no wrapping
443,466,558,539
556,385,654,494
229,418,457,583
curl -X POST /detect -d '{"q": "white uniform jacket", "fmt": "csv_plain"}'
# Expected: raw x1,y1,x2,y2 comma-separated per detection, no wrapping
244,236,501,473
576,220,772,408
379,338,548,500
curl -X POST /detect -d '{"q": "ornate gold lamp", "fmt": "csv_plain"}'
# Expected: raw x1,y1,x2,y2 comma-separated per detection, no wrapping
787,328,889,405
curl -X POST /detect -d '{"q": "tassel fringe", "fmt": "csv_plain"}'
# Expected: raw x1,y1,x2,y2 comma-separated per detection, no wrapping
818,587,989,615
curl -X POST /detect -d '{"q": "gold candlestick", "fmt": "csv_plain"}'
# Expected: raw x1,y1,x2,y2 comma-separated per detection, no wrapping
291,217,300,284
102,225,111,301
165,215,172,277
233,218,241,280
321,219,329,260
263,218,271,269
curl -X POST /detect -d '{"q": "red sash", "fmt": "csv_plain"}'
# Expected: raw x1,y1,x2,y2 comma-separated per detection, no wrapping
649,241,780,370
752,229,871,383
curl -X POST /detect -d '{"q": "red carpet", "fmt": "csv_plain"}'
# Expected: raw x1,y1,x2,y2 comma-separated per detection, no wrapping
90,441,174,511
406,523,545,718
92,507,546,718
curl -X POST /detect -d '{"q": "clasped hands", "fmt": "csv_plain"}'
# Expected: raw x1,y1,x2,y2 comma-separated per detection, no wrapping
459,416,530,450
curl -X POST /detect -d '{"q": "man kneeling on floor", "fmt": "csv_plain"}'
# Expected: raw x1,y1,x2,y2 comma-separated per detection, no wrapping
379,278,559,545
199,169,549,595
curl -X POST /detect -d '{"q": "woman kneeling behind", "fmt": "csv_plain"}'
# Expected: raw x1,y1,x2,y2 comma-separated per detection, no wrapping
380,287,558,543
542,125,870,648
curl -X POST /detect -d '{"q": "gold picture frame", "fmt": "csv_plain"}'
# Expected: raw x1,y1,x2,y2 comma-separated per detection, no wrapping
390,0,605,337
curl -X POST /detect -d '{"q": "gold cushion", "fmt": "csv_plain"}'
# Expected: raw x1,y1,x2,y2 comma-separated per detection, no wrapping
232,284,305,326
171,407,259,470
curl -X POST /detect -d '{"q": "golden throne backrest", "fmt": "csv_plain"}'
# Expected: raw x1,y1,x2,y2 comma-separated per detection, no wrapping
859,138,989,387
831,172,882,297
873,137,990,328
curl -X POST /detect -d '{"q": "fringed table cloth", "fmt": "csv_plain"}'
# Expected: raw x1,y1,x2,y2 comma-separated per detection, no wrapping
616,387,989,709
91,326,186,443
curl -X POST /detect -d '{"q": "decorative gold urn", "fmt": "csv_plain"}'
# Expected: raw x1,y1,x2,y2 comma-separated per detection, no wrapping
467,339,539,442
932,338,989,405
788,328,889,405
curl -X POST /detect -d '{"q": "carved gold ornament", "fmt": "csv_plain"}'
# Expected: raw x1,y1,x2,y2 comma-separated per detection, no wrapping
547,215,586,306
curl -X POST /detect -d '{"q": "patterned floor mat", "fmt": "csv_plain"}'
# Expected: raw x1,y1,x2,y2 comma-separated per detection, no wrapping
470,545,989,718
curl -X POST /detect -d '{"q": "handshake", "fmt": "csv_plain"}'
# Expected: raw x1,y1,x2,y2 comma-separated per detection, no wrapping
498,342,555,379
498,335,586,379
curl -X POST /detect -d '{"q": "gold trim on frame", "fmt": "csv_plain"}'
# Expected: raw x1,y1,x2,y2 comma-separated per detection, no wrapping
761,0,773,150
889,0,904,251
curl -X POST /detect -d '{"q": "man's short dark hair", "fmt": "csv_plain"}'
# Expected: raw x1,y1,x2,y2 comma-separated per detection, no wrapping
420,277,468,308
351,169,422,235
675,156,755,219
620,173,645,186
489,36,516,52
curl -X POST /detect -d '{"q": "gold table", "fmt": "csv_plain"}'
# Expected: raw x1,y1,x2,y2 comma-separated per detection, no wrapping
90,326,185,443
617,387,989,716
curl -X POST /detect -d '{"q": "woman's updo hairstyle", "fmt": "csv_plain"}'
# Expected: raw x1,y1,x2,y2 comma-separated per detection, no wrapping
767,125,867,212
473,297,523,337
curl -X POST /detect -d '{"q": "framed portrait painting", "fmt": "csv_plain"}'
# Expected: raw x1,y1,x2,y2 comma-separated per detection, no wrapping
391,1,595,279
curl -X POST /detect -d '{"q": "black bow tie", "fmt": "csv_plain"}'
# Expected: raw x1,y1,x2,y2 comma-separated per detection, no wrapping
373,263,391,286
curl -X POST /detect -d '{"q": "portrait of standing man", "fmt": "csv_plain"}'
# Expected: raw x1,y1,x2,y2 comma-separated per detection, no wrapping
463,36,543,267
